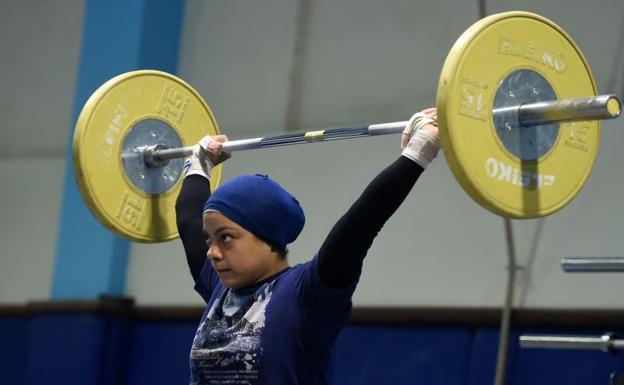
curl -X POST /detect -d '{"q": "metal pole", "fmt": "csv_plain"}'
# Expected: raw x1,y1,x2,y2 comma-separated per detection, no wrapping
494,218,517,385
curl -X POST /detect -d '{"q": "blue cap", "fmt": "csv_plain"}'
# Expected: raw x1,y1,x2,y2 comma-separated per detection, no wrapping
203,174,305,250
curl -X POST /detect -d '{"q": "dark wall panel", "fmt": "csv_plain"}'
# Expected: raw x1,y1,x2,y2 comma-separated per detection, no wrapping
124,322,198,385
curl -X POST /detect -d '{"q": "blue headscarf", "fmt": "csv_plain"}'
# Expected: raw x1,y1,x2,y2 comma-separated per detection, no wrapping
203,174,305,250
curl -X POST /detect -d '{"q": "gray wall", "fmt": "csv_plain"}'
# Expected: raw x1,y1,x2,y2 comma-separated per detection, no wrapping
0,0,84,303
1,0,623,309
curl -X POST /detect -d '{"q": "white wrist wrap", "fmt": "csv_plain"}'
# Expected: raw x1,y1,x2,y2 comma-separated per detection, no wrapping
403,113,436,135
401,129,440,169
183,136,216,180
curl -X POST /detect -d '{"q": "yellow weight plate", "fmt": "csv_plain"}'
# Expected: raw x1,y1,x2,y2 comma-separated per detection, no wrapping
437,11,599,218
73,70,222,242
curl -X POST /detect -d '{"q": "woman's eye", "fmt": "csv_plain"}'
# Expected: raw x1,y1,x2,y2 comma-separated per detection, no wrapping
221,234,232,242
204,236,212,246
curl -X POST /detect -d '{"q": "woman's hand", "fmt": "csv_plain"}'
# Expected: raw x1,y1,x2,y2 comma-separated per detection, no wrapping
198,134,231,166
184,134,231,180
400,108,440,169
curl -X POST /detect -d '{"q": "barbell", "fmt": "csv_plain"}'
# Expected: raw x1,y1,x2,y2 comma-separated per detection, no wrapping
73,11,621,242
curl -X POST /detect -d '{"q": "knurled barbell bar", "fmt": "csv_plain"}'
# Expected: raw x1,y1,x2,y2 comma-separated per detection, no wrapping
73,11,622,242
143,93,619,166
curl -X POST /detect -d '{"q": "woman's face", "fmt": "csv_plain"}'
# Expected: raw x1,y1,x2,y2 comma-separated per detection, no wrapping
202,211,286,288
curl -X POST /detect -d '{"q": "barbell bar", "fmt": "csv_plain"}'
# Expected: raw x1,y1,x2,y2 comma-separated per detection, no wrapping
145,94,620,167
143,121,406,166
561,257,624,272
519,334,624,353
73,11,623,242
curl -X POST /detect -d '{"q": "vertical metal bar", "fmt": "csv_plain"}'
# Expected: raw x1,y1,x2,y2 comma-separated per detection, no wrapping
494,217,517,385
284,0,312,132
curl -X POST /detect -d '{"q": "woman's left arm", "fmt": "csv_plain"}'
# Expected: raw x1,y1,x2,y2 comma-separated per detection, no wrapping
317,111,439,289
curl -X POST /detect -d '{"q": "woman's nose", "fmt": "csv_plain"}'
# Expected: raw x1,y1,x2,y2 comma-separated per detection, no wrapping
207,244,222,260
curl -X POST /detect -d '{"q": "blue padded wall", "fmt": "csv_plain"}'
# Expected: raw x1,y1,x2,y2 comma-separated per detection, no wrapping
24,313,133,385
466,327,514,385
102,317,133,385
0,318,29,385
330,326,473,385
124,322,198,385
512,328,624,385
468,327,624,385
5,313,622,385
26,315,108,385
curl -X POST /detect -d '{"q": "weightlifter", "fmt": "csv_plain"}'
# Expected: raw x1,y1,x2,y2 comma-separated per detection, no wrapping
175,108,438,385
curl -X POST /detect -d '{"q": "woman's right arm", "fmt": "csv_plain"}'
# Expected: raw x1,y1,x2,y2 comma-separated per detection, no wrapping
175,175,211,283
175,134,230,284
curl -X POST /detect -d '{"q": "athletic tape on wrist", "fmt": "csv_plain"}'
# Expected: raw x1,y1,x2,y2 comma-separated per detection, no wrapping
401,129,440,169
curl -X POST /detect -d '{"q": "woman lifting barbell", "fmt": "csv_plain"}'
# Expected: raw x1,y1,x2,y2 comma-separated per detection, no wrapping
175,108,438,385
